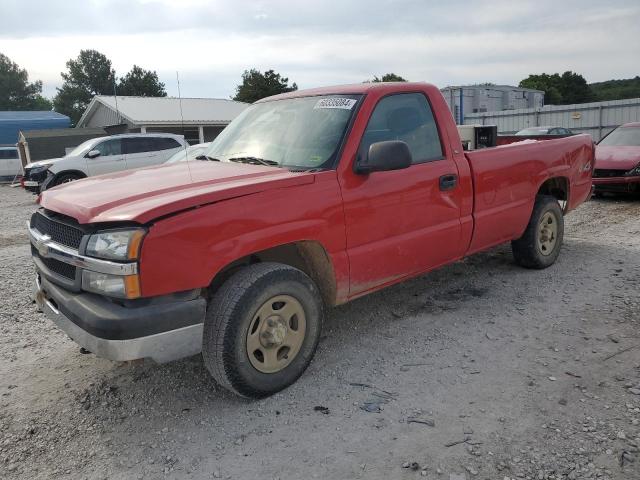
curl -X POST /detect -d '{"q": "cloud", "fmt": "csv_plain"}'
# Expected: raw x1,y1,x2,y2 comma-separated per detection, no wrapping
1,0,638,99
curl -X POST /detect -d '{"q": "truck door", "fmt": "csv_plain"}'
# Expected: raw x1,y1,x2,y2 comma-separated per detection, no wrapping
85,138,125,176
339,92,466,297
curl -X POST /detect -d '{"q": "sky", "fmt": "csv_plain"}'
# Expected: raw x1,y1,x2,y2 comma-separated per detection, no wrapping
1,0,639,99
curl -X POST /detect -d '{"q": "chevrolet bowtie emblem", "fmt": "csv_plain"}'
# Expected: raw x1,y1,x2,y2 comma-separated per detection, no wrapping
36,235,51,258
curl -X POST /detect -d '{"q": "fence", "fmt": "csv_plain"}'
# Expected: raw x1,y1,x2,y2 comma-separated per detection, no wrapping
463,97,640,141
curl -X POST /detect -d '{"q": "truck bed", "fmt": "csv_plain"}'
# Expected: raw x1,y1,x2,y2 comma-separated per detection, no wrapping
464,134,594,255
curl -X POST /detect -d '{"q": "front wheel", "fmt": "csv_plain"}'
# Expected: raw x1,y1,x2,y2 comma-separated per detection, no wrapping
511,195,564,269
44,172,83,190
202,263,324,398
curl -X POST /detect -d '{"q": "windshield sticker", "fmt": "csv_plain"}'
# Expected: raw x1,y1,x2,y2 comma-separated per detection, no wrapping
314,98,357,110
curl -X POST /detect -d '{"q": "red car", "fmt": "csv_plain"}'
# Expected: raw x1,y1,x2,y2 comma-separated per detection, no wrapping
593,122,640,194
29,82,594,397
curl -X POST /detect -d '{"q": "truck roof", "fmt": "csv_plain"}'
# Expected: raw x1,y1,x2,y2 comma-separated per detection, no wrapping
256,82,438,103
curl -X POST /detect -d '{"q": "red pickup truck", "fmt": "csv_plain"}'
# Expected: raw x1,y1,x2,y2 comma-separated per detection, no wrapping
29,82,594,398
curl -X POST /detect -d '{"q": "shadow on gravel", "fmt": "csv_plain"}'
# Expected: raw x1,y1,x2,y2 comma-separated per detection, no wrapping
62,247,520,419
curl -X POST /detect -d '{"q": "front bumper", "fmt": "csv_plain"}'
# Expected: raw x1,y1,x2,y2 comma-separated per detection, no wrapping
33,273,206,364
592,175,640,193
22,168,49,193
22,179,41,193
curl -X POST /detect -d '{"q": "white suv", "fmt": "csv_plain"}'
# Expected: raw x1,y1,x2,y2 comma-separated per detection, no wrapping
23,133,187,193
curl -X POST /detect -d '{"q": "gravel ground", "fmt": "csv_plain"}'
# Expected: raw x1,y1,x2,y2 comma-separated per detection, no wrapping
1,184,639,480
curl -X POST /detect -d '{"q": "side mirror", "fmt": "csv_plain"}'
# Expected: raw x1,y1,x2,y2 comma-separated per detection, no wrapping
86,149,101,159
355,140,412,174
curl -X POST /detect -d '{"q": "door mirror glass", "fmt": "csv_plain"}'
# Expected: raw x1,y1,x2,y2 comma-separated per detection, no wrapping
86,149,101,159
355,140,412,174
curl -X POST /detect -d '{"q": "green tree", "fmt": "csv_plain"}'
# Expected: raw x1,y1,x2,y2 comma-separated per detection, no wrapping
590,76,640,101
117,65,167,97
558,71,592,104
519,73,563,104
370,73,407,82
53,50,116,125
519,71,592,105
0,53,52,110
233,69,297,103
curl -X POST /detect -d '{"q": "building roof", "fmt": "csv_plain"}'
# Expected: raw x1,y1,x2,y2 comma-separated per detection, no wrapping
0,111,71,144
77,96,249,127
20,127,106,139
0,111,69,122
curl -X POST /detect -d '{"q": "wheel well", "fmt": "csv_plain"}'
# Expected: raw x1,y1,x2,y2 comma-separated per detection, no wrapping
208,241,337,306
56,170,87,179
538,177,569,208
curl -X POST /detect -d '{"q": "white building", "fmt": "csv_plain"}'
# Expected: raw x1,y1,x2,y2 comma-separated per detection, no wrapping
77,96,249,144
441,85,545,124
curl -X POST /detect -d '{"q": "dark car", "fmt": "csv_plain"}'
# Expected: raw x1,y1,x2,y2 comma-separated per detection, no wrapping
515,126,574,136
592,122,640,194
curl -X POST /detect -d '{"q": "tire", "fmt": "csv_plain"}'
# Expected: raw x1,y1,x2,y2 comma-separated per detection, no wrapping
511,195,564,269
202,263,324,398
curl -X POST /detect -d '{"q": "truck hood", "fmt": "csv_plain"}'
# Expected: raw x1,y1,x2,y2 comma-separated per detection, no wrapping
39,162,315,224
595,145,640,171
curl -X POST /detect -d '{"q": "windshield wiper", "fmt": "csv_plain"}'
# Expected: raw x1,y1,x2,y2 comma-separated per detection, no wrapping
229,156,279,167
195,155,221,162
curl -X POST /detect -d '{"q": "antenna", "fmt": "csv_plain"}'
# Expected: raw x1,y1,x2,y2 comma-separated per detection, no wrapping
112,72,127,171
176,71,193,183
113,74,121,124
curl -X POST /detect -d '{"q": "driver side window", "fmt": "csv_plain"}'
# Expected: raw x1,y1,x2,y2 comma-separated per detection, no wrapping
93,139,122,156
359,93,443,164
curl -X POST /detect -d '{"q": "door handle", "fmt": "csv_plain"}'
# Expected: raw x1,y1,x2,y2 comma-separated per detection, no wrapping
439,174,458,191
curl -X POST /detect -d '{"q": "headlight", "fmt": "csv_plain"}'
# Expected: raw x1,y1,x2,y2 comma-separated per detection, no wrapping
27,164,53,182
82,271,141,299
28,163,52,173
85,229,145,261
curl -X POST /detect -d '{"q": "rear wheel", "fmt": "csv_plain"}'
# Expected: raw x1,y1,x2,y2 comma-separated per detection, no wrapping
202,263,323,398
511,195,564,269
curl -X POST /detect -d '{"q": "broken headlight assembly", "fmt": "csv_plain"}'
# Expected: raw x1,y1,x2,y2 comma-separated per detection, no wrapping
85,229,145,261
82,229,146,299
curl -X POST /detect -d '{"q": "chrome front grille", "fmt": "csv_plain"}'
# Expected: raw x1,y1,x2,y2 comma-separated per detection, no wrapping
30,211,84,249
31,245,77,280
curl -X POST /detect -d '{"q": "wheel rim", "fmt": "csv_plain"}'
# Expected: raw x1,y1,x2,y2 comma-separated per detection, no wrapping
246,295,307,374
537,211,558,256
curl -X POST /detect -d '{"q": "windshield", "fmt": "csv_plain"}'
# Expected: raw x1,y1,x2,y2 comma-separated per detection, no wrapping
165,144,210,163
204,94,361,170
65,137,100,157
598,126,640,147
